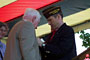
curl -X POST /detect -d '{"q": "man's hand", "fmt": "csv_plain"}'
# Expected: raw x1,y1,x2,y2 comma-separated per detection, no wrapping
37,38,44,47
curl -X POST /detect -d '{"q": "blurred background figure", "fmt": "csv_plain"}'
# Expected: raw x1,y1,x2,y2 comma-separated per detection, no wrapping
84,54,90,60
4,8,41,60
0,22,9,60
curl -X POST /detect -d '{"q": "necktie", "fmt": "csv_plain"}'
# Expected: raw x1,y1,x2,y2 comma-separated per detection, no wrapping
45,30,57,43
50,30,56,41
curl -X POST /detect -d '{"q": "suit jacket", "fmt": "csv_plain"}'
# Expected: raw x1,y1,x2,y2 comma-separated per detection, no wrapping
40,23,77,60
4,21,41,60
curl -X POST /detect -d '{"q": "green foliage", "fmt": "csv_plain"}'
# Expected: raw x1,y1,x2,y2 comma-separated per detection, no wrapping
77,30,90,48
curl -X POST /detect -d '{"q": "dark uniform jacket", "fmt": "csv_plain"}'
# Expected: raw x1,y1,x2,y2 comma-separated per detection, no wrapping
40,23,77,60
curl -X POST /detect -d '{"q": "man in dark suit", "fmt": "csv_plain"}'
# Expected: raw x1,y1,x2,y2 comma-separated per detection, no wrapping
38,6,77,60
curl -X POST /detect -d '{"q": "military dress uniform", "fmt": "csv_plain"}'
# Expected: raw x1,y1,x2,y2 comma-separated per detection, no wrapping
40,6,77,60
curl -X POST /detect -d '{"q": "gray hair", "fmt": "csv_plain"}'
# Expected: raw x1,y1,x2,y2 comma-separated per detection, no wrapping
24,8,41,21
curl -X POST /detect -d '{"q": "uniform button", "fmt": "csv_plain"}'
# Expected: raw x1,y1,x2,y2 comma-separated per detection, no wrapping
45,55,47,58
46,51,50,53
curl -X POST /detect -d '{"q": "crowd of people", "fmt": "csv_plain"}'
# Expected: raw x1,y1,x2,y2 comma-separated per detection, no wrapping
0,6,77,60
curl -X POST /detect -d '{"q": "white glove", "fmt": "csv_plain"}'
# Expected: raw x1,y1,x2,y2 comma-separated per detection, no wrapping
37,38,45,46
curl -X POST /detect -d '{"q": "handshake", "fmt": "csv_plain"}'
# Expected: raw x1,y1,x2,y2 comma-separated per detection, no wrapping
37,38,45,47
